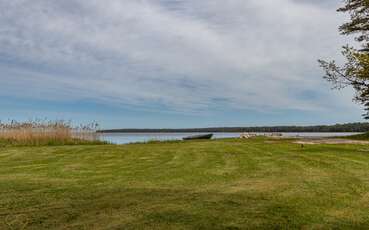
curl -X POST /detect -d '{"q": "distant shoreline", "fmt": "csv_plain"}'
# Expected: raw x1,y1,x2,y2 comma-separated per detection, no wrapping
98,122,369,133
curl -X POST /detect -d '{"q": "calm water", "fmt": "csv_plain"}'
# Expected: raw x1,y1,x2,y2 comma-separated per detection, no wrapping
99,132,362,144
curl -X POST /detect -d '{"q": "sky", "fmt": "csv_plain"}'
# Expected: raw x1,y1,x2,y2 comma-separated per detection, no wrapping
0,0,365,129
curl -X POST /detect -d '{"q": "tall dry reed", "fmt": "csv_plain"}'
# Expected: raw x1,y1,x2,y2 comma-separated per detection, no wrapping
0,120,103,146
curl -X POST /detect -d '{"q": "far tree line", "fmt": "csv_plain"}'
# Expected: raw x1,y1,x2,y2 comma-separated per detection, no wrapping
99,122,369,133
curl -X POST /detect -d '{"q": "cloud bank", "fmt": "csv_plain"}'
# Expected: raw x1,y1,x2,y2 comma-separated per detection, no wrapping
0,0,357,114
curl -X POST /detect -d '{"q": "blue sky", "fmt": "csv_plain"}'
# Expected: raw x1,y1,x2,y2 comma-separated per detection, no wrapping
0,0,365,129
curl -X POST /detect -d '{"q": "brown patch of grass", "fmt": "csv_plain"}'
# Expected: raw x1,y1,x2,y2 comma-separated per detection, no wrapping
224,178,288,194
295,139,369,145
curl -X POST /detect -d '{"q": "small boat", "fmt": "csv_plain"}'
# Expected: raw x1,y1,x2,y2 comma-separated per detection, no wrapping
183,134,213,140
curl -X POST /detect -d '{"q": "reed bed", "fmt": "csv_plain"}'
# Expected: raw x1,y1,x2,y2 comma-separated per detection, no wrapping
0,120,105,146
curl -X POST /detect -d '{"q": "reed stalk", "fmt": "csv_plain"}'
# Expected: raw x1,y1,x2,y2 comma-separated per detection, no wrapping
0,120,104,146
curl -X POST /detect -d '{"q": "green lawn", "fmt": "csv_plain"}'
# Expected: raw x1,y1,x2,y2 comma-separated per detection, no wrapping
1,138,369,229
344,132,369,140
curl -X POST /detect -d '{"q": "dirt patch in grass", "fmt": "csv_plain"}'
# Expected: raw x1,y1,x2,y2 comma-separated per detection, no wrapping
294,138,369,145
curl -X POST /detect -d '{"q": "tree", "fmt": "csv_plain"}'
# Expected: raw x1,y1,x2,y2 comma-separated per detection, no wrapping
319,0,369,118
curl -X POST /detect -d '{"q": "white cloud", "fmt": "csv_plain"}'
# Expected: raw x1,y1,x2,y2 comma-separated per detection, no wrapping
0,0,357,113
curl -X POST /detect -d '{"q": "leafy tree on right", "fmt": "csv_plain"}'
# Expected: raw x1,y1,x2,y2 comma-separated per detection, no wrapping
319,0,369,118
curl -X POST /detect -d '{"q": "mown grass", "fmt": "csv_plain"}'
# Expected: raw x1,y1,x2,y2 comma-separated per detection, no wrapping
344,132,369,140
1,138,369,229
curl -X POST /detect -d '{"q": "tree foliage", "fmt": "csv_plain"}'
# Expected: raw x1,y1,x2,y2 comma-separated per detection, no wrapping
319,0,369,118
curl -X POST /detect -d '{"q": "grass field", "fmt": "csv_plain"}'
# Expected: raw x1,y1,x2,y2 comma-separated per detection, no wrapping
1,138,369,229
345,132,369,140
